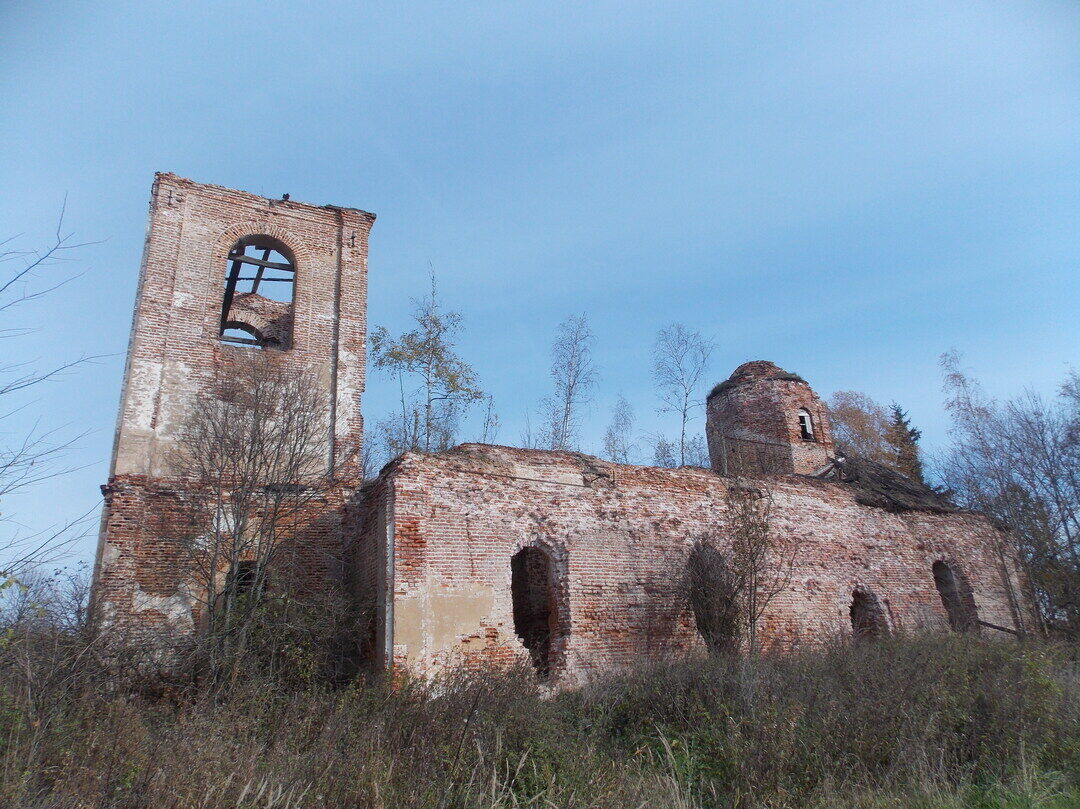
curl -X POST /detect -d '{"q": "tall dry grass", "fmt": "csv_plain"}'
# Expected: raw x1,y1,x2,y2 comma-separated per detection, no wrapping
1,580,1077,808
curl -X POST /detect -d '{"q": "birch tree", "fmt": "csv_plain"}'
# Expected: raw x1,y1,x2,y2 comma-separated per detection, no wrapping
937,351,1079,637
371,274,484,455
653,324,712,466
602,395,637,464
540,314,597,451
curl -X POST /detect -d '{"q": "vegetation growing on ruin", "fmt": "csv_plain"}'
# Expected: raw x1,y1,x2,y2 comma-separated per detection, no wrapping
2,578,1077,809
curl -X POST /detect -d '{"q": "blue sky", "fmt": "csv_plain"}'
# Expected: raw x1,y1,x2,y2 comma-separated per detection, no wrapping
1,1,1078,567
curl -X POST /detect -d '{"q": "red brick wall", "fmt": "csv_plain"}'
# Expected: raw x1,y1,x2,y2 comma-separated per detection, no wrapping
370,444,1031,685
92,174,374,634
96,474,353,638
92,174,1032,684
345,473,394,671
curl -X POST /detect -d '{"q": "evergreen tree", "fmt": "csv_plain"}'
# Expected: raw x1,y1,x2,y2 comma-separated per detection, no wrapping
887,403,924,484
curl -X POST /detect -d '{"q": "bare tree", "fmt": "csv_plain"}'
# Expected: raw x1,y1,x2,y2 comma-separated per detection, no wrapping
937,351,1079,637
602,395,637,464
540,314,597,451
477,394,500,444
647,433,678,468
646,431,708,468
375,404,422,461
1,210,98,579
518,410,542,450
683,435,710,467
360,440,378,481
170,353,339,676
653,324,713,466
725,481,793,656
371,273,484,455
688,477,794,657
0,562,90,633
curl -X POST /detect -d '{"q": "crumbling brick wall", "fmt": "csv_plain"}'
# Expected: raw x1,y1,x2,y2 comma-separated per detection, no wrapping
92,174,374,636
93,174,1033,683
342,474,394,672
361,444,1032,685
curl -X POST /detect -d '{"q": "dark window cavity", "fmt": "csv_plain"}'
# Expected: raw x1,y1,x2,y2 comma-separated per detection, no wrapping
849,588,889,639
228,560,258,595
511,547,557,678
932,561,979,632
798,409,815,441
688,540,740,655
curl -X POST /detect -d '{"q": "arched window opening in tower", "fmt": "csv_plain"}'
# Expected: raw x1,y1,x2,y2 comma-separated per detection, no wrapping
511,547,557,678
932,561,979,631
220,237,296,348
798,409,815,441
849,588,889,639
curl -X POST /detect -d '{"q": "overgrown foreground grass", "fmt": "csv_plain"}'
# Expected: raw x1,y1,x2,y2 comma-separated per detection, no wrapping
2,635,1078,808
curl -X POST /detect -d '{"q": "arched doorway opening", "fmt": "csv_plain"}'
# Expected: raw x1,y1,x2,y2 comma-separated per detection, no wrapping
849,588,889,639
687,540,740,655
933,561,979,632
511,547,557,678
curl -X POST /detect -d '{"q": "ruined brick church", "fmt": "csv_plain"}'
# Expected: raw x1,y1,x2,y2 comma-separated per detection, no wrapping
91,175,1034,683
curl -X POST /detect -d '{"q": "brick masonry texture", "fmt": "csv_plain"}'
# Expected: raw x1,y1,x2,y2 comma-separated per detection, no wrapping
706,361,834,476
93,175,1034,684
92,174,373,633
359,444,1032,684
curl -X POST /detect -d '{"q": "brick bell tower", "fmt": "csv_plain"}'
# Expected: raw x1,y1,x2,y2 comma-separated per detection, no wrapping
705,361,834,477
91,174,374,634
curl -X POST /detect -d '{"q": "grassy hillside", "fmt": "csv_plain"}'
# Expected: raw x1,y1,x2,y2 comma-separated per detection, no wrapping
1,633,1077,808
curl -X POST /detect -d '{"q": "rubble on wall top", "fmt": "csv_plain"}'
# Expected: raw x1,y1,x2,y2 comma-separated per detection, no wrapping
389,442,714,482
818,455,957,514
154,172,377,220
372,441,966,516
707,360,808,400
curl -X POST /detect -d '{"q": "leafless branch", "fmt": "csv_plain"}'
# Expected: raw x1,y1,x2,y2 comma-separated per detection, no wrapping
539,313,597,451
936,351,1080,637
1,210,98,576
653,323,712,466
168,352,343,679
